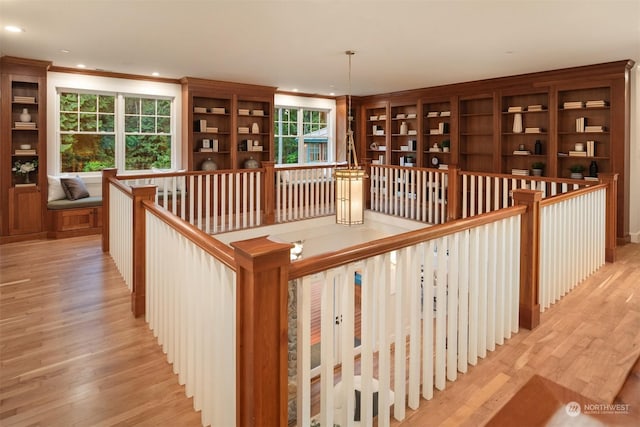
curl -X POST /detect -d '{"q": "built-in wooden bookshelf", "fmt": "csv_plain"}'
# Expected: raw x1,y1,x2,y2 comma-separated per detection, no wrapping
390,103,418,167
459,96,494,172
1,57,50,241
365,102,389,165
181,77,275,171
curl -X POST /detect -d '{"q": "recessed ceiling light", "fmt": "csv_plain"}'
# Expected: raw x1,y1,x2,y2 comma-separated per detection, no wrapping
77,64,86,68
5,25,25,33
60,49,70,54
151,72,160,77
292,88,299,92
329,92,336,96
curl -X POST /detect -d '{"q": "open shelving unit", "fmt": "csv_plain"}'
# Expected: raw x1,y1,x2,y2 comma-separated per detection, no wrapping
556,86,611,179
459,96,494,172
390,103,419,167
365,102,389,165
500,91,549,176
423,99,453,169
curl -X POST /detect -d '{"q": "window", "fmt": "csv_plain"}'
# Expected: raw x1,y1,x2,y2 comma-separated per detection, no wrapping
58,90,173,173
274,104,332,165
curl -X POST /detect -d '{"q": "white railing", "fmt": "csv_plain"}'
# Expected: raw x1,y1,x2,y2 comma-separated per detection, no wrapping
295,211,522,427
539,186,606,311
276,165,336,222
145,210,236,427
461,172,587,218
370,165,448,224
108,181,133,291
122,169,263,234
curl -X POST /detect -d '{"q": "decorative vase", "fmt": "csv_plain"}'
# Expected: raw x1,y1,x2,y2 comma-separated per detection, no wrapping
20,108,31,123
23,173,30,184
251,122,259,134
244,156,259,169
532,168,543,176
512,113,523,133
200,158,218,171
589,160,598,177
534,140,542,155
570,172,583,180
400,121,408,135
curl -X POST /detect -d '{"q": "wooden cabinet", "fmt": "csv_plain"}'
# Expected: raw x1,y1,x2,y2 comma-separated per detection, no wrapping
181,78,275,171
1,57,50,242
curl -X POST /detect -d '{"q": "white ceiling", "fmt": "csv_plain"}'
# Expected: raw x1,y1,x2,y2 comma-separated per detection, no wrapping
1,0,638,96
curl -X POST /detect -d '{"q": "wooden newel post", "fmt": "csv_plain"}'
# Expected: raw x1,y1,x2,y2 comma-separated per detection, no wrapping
513,189,541,330
262,161,276,225
130,185,156,317
447,164,461,221
598,172,618,262
231,236,292,427
101,168,118,253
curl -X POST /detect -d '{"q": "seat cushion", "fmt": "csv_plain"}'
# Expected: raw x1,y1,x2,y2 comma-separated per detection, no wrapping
47,196,102,210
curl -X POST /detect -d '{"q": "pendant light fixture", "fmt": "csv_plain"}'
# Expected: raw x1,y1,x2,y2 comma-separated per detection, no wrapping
335,50,365,225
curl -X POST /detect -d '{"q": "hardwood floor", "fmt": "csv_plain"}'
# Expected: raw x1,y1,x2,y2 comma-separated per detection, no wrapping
1,236,639,426
0,236,201,426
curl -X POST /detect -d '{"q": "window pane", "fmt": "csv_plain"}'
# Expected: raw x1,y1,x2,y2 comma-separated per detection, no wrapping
60,113,78,131
140,116,156,133
125,97,139,114
282,137,298,164
157,116,170,133
99,96,115,113
125,134,171,170
98,114,115,132
79,94,97,112
157,99,171,116
142,99,155,115
60,134,115,173
125,115,140,132
79,113,97,131
60,93,78,111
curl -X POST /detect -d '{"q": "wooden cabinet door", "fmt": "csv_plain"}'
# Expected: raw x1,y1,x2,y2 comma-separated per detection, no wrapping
8,187,42,235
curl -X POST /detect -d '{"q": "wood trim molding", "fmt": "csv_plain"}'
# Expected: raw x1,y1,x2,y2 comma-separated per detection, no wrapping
131,185,156,317
48,65,181,84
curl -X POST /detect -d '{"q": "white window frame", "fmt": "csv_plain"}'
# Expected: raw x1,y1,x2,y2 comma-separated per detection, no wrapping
47,72,182,178
274,94,336,165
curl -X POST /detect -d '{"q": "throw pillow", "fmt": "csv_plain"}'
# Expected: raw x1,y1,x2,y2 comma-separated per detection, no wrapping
60,176,90,200
47,175,67,202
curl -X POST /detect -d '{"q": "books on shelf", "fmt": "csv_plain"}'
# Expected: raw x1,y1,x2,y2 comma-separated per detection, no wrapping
369,115,378,121
513,150,531,155
527,104,544,112
564,101,584,109
575,117,586,132
238,126,250,134
524,127,541,133
507,106,523,112
378,114,387,120
438,164,449,170
406,113,417,119
585,100,608,108
584,177,600,181
211,107,226,114
15,183,37,187
569,151,587,157
440,111,451,117
199,148,214,152
407,129,418,135
585,125,605,132
395,113,406,119
511,168,530,176
427,111,439,117
251,109,264,116
238,109,250,116
586,140,596,157
15,149,36,155
193,107,207,113
13,96,35,103
14,122,36,129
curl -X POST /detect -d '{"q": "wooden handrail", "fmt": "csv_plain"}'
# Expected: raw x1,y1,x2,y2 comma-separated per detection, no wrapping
539,183,608,207
142,200,236,270
459,170,592,186
289,205,526,280
108,175,135,197
115,168,266,181
275,163,341,172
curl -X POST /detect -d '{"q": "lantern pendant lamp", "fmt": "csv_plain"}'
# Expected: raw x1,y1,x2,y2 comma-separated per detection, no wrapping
335,50,365,225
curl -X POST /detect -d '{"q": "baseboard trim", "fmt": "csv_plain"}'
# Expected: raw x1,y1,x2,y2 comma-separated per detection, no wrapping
630,231,640,244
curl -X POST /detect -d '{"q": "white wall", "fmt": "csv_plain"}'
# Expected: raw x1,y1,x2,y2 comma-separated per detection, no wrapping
630,65,640,243
46,72,182,197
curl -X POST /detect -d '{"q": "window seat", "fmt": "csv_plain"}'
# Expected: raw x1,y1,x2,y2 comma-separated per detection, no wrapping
46,197,102,239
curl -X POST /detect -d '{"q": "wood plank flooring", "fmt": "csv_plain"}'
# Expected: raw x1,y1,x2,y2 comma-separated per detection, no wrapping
1,236,639,426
